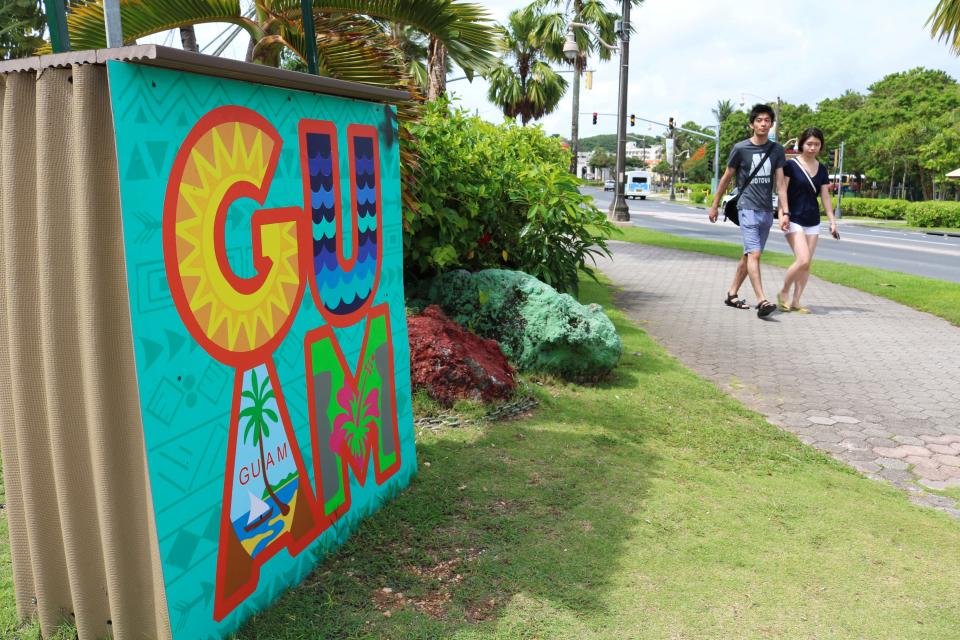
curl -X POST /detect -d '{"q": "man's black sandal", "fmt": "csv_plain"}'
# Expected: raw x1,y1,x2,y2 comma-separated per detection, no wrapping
724,293,750,309
756,300,777,318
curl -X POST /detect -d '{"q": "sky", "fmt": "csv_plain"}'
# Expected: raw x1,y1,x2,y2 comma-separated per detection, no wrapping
151,0,959,139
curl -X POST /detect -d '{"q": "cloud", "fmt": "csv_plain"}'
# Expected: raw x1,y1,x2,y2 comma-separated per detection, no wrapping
453,0,960,137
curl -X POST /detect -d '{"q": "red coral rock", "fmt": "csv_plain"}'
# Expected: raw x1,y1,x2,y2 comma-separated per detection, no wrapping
408,305,516,407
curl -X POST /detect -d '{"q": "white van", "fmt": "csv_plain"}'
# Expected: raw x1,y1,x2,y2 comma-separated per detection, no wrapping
625,170,651,200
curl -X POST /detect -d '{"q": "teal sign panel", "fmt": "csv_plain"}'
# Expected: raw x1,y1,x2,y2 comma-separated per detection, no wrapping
107,61,416,638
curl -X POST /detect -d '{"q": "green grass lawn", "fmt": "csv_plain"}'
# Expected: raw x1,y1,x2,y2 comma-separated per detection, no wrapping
610,225,960,327
4,278,960,639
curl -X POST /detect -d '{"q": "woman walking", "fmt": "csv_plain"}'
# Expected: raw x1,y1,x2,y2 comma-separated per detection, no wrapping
777,128,839,312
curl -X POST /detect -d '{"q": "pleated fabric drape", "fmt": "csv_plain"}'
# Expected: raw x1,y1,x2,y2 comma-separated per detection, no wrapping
0,63,171,640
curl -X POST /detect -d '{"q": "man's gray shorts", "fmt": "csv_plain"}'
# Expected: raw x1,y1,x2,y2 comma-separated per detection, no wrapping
740,209,773,254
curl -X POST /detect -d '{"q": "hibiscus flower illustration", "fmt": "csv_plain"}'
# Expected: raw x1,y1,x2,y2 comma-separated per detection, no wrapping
329,357,380,464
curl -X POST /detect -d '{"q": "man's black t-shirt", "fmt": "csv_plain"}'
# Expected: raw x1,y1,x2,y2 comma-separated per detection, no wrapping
783,158,829,227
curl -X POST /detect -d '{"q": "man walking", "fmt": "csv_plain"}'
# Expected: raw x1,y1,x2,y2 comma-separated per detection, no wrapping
708,104,789,318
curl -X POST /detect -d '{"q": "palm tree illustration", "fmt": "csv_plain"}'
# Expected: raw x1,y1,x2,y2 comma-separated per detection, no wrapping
240,368,290,516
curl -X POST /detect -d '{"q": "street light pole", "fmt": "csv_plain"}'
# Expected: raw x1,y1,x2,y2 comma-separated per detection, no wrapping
773,95,781,142
569,58,582,175
710,120,721,193
608,0,631,222
563,16,617,178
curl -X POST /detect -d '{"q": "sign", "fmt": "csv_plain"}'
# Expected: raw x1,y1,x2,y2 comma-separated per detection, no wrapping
107,60,416,638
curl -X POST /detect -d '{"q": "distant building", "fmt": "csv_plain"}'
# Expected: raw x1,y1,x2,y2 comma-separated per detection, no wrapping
625,141,661,164
577,151,610,180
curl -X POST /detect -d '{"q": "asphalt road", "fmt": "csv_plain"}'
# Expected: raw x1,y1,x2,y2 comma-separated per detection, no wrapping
583,187,960,283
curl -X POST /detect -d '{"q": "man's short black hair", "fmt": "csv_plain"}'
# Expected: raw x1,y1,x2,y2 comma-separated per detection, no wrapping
748,103,776,124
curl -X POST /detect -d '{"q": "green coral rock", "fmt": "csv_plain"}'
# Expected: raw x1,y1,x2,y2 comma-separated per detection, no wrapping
423,270,621,380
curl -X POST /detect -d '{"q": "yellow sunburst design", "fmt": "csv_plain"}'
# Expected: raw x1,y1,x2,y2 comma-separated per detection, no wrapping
173,120,301,356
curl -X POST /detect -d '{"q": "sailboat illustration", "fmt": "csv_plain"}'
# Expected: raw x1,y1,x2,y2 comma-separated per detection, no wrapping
243,490,274,532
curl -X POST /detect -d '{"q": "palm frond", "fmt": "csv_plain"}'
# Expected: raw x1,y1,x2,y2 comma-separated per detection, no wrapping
263,0,497,75
929,0,960,55
279,13,423,211
38,0,261,54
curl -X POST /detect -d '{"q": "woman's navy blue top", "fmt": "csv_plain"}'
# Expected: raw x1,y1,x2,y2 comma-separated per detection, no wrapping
783,159,829,227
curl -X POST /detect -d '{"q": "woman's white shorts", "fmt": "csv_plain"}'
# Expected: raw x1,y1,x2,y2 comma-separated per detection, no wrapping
784,222,819,236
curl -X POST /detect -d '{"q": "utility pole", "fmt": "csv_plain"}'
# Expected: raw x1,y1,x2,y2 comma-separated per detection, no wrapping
608,0,631,222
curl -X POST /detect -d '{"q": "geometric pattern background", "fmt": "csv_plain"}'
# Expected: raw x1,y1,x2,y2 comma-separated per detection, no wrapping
107,61,416,639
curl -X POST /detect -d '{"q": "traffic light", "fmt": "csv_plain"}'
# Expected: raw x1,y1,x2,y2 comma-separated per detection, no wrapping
668,117,675,131
707,158,714,172
630,114,635,127
592,112,597,125
832,149,840,167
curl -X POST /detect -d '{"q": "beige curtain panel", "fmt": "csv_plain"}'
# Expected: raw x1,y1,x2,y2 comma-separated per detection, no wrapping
0,63,170,639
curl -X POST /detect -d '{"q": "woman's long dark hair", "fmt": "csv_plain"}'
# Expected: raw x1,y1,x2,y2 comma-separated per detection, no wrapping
798,127,825,152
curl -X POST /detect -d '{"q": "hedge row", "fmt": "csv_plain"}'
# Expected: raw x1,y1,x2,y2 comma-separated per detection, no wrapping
825,197,960,227
905,201,960,228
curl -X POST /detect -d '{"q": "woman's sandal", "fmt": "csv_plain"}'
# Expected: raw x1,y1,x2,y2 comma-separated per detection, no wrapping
776,292,790,312
756,299,777,318
724,293,750,309
790,306,811,314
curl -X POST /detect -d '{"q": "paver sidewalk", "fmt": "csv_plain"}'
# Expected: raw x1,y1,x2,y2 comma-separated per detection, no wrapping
598,241,960,517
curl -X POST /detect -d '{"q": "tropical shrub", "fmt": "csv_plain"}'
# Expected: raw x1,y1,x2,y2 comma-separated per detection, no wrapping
404,100,616,293
420,269,622,381
690,189,708,204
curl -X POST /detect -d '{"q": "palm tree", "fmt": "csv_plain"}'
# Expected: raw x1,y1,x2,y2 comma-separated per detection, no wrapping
239,368,289,516
929,0,960,55
380,22,430,93
530,0,618,170
427,36,447,99
53,1,497,211
0,0,46,60
55,1,496,90
712,98,736,124
486,7,568,125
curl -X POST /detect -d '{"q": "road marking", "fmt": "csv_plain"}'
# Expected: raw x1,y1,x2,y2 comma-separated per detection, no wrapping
625,209,960,258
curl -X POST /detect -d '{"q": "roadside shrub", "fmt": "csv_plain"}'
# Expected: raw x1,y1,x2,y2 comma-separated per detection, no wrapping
828,197,960,227
676,182,711,194
905,201,960,227
404,100,616,293
690,189,708,204
831,197,907,219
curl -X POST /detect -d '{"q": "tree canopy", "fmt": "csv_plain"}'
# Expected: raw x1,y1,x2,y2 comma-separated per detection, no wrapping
679,67,960,200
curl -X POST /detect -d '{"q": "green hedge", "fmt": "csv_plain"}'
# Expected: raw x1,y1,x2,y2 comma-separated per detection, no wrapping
834,197,908,219
905,201,960,228
690,190,708,204
831,197,960,227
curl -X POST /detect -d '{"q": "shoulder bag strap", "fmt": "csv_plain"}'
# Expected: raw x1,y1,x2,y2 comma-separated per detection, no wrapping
791,157,818,194
737,144,775,194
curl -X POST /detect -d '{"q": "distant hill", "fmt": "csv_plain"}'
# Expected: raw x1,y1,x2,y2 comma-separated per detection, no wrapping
577,133,662,153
